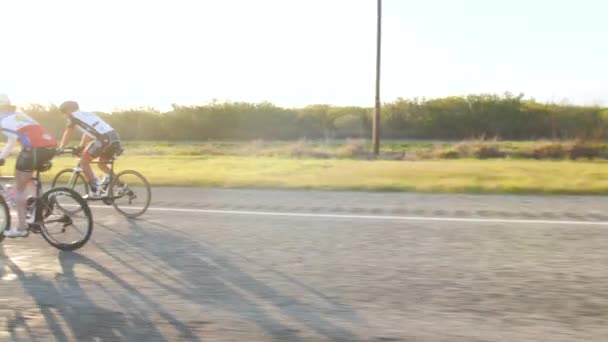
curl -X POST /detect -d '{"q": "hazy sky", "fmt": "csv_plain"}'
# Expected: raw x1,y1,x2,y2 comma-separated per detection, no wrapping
2,0,606,111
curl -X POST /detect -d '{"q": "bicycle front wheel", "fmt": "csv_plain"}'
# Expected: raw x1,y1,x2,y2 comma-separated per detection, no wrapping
51,168,89,195
37,187,93,251
0,196,10,243
51,168,89,215
109,170,151,218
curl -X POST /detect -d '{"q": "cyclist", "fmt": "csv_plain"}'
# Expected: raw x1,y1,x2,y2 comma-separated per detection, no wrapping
0,94,57,238
57,101,122,198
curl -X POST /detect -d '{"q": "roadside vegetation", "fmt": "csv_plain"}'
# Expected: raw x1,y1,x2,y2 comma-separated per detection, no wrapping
21,93,608,142
5,149,603,195
9,93,608,194
119,139,608,161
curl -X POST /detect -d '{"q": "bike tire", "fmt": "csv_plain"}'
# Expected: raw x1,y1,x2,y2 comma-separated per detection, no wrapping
38,187,93,251
0,196,9,243
110,170,151,218
51,168,89,195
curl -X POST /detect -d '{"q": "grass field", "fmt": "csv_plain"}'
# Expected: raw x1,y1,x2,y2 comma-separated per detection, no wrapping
2,155,603,195
119,139,608,161
1,140,606,194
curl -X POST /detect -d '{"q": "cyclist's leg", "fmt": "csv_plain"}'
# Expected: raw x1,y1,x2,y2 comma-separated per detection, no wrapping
81,140,102,192
98,154,112,176
98,133,120,176
20,147,55,220
5,150,34,237
98,136,121,188
14,171,32,230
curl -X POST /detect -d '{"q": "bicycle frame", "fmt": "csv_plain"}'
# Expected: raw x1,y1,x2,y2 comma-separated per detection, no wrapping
64,158,130,204
67,158,117,186
0,153,95,249
0,171,43,208
55,147,150,218
0,170,46,233
0,178,17,208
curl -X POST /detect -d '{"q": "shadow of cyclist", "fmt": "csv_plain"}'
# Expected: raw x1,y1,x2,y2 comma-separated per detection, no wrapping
57,251,200,341
95,219,364,341
0,243,199,341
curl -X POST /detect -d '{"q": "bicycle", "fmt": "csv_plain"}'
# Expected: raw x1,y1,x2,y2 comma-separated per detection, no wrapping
51,147,151,218
0,159,94,251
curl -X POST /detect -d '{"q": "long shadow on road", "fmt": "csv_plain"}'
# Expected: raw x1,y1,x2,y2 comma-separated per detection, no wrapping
95,218,364,341
0,245,200,342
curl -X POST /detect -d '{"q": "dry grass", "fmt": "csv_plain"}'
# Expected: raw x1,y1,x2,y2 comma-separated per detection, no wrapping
118,140,608,161
6,155,606,195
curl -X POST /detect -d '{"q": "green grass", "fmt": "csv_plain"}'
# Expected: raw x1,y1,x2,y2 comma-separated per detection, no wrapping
1,140,606,194
4,155,606,195
117,139,608,161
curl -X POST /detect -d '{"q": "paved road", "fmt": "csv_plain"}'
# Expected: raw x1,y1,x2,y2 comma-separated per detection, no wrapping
1,188,608,341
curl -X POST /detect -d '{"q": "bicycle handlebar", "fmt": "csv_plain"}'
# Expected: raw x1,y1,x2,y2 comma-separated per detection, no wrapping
58,147,117,164
58,147,82,156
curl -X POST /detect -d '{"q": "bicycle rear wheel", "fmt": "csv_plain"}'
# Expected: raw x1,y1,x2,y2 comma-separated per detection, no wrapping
0,196,10,243
109,170,151,218
37,187,93,251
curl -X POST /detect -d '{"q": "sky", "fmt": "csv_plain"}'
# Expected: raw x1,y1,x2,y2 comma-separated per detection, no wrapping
1,0,607,111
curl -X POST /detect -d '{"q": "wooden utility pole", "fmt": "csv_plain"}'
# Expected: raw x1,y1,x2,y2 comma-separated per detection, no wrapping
373,0,382,155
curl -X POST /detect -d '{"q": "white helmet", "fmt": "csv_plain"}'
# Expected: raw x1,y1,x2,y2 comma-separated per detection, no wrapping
0,94,10,106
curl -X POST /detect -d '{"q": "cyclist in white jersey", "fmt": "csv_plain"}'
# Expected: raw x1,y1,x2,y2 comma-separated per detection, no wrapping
57,101,122,198
0,94,57,238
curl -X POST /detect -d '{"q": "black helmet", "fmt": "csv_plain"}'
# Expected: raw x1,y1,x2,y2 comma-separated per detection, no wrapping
59,101,79,114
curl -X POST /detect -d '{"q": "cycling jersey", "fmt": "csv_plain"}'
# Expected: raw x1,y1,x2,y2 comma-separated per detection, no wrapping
67,111,114,140
0,112,57,149
83,130,122,161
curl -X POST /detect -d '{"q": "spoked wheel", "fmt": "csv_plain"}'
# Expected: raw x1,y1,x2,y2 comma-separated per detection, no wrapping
37,187,93,251
51,168,90,213
0,196,9,243
109,170,151,218
51,168,89,194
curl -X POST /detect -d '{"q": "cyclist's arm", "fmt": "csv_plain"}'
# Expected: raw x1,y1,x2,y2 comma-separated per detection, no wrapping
0,136,17,160
59,126,75,149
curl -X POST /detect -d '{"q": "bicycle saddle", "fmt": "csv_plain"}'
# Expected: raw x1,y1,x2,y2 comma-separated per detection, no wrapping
38,161,53,172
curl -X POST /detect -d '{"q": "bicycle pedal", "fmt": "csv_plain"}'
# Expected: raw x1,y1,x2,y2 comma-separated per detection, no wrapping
28,224,41,234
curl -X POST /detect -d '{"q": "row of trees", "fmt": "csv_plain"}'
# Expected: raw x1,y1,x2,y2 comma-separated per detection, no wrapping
22,93,608,141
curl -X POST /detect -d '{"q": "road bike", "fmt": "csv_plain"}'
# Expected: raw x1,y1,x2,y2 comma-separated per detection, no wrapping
51,147,151,218
0,159,93,251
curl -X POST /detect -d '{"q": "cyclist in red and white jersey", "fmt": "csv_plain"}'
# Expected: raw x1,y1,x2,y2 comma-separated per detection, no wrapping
57,101,122,198
0,94,57,238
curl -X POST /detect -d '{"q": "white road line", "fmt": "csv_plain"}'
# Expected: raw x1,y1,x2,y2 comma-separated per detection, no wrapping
87,205,608,226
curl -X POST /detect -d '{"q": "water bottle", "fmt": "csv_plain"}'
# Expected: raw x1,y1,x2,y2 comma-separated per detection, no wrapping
6,184,15,201
4,184,16,207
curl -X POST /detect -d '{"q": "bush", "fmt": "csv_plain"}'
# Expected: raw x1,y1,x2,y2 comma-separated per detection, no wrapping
473,145,506,159
18,94,608,142
334,114,365,138
569,142,603,160
286,140,309,158
434,149,461,159
337,139,368,158
530,143,567,159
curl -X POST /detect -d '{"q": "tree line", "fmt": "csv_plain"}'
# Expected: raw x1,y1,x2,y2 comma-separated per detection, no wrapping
20,93,608,141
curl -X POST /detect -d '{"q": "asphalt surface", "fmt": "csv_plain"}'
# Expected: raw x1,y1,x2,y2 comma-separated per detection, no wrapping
1,188,608,341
